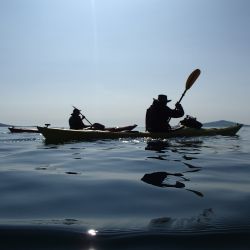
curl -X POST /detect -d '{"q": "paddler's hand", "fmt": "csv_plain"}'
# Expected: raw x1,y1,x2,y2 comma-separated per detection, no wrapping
175,102,182,109
81,115,85,120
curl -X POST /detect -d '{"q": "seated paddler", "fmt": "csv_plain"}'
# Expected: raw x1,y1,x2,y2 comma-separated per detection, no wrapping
69,108,88,129
146,94,184,132
69,107,105,130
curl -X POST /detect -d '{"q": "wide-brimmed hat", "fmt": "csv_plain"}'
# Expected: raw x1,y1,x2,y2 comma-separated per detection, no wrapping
72,108,81,115
155,94,171,103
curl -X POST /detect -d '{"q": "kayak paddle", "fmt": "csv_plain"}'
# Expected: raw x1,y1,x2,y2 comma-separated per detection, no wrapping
168,69,201,123
72,106,93,126
178,68,201,104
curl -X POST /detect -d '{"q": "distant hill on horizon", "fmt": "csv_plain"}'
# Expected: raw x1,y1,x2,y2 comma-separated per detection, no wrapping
203,120,248,127
0,123,38,127
0,122,11,127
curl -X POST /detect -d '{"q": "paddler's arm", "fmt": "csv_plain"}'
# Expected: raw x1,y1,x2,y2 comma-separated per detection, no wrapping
170,102,184,118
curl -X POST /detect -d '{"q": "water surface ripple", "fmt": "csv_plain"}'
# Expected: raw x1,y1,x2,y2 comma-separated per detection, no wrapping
0,127,249,249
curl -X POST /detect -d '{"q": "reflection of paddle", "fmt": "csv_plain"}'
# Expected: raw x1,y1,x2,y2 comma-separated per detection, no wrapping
186,188,204,197
72,105,93,126
168,69,201,123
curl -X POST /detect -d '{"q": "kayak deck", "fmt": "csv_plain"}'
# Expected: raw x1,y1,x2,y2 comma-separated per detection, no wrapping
37,124,243,143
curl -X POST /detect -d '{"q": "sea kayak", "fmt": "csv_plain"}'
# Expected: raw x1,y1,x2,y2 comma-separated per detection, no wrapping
9,124,137,134
37,124,242,143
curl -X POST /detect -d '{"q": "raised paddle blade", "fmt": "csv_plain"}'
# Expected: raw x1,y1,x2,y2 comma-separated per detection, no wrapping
185,69,201,90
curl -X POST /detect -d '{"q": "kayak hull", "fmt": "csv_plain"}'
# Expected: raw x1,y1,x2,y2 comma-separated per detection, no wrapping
37,124,243,143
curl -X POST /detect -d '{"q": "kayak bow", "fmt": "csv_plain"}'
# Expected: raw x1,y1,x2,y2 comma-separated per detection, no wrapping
8,127,40,133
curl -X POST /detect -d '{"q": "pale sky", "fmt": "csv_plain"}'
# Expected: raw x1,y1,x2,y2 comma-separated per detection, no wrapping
1,0,250,126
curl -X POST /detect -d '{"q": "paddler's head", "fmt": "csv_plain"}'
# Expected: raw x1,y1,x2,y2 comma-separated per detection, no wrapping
72,108,81,115
155,94,171,105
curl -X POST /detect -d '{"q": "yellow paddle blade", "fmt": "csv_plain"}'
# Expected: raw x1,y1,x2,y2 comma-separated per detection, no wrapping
186,69,201,90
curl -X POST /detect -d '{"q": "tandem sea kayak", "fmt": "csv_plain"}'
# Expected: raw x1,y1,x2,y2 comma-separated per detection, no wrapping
37,124,243,143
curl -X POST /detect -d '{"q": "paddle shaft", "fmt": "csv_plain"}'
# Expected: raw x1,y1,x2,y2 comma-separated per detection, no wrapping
167,92,185,123
82,115,93,126
177,89,187,104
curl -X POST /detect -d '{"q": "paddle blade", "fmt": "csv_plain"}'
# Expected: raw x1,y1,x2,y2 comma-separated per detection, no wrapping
186,69,201,90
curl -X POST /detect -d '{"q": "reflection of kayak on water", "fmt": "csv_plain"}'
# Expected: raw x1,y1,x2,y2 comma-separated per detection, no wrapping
37,124,242,143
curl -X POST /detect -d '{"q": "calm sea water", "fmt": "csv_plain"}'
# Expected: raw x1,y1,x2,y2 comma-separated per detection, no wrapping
0,126,249,249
